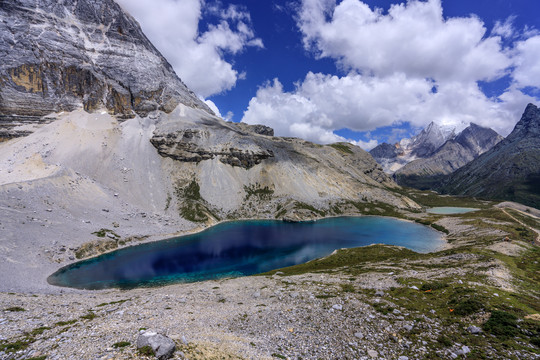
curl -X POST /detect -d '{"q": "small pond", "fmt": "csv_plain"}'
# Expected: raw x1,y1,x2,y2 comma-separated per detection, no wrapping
427,207,479,215
48,217,445,290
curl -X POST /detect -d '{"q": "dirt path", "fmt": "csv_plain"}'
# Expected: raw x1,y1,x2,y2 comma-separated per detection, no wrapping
500,208,540,244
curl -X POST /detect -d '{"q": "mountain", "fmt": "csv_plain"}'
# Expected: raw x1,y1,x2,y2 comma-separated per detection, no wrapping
406,121,456,158
0,0,420,292
394,123,503,189
440,103,540,208
370,121,456,173
0,0,212,140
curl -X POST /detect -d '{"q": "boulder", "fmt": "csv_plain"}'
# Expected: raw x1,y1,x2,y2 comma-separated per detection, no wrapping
137,330,176,360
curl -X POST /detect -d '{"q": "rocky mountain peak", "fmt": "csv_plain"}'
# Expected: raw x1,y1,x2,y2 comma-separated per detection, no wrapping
0,0,213,139
408,121,455,158
505,103,540,142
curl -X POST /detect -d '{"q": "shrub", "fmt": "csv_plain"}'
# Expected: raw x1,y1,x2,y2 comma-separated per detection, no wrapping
483,310,518,338
420,281,448,291
138,345,155,356
452,297,484,316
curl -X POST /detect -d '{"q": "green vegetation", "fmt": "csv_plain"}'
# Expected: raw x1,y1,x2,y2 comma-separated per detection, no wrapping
4,306,25,312
419,281,448,291
244,183,274,201
506,208,540,229
80,312,96,320
138,345,155,356
261,245,419,277
96,299,129,307
27,356,47,360
271,353,287,359
175,179,220,223
91,228,119,239
329,142,354,154
483,310,518,339
55,319,77,326
181,180,202,201
165,193,172,211
294,201,326,217
112,341,131,348
0,338,33,353
29,326,51,336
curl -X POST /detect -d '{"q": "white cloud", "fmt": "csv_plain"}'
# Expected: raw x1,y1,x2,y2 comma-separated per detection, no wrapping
512,35,540,89
204,99,222,117
116,0,262,97
241,0,539,146
298,0,511,83
492,16,516,39
242,72,533,145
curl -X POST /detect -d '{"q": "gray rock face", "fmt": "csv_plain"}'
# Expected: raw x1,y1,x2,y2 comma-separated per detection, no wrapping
408,121,456,158
440,103,540,208
370,121,456,174
136,330,176,360
0,0,212,138
369,143,404,160
394,123,502,189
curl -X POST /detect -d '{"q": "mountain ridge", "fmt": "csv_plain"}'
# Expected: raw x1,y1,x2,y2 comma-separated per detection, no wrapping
0,0,213,139
394,123,503,189
439,103,540,208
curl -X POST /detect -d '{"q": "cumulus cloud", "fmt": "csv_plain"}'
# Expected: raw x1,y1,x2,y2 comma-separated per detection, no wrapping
512,35,540,89
116,0,262,97
242,73,532,146
242,0,539,145
298,0,511,83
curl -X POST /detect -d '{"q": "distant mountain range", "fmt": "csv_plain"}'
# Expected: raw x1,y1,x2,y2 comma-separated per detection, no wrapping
370,121,458,173
370,120,502,186
394,123,503,189
439,103,540,208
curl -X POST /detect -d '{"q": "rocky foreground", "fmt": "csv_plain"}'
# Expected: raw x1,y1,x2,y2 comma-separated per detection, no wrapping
1,198,539,360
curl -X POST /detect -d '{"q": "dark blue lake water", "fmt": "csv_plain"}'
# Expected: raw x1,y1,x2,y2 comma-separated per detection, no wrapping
48,217,444,290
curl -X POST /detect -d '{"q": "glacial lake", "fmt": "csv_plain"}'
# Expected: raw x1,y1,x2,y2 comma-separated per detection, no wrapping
427,207,479,214
48,217,444,290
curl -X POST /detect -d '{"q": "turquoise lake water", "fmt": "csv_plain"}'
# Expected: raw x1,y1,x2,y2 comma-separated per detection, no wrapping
48,217,445,290
427,207,479,214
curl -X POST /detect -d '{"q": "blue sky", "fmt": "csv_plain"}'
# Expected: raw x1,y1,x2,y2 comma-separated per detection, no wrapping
117,0,540,149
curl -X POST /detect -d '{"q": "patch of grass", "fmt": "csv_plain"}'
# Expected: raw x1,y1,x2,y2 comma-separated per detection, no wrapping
138,345,155,356
340,283,355,293
80,312,96,320
430,223,450,234
180,180,201,201
244,183,274,201
450,297,485,316
96,299,129,307
112,341,131,348
0,338,33,353
437,334,453,347
27,356,47,360
420,281,448,291
180,201,209,223
329,142,354,154
55,319,77,326
315,294,336,299
271,353,287,359
259,245,419,277
165,193,172,211
4,306,25,312
372,303,394,315
29,326,51,336
294,201,326,217
483,310,518,339
92,228,119,239
275,208,287,219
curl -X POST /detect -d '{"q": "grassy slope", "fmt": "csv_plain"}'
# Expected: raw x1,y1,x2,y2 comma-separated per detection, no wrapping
263,190,540,358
